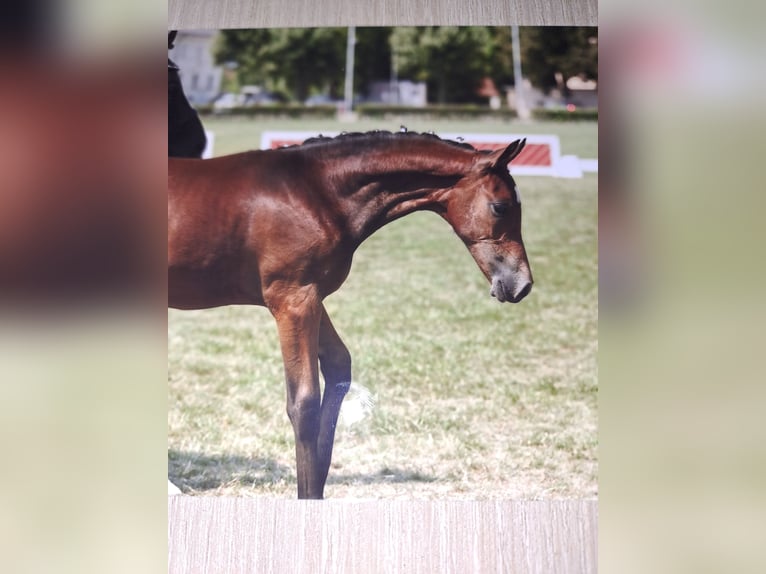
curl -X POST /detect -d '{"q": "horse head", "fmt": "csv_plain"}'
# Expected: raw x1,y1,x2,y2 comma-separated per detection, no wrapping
444,139,533,303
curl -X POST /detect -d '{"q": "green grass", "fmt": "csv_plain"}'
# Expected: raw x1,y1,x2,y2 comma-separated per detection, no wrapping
169,118,598,498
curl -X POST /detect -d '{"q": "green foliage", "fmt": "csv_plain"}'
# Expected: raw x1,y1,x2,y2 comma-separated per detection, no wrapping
217,28,348,102
486,27,515,87
355,28,393,95
215,27,598,104
521,28,598,93
532,108,598,121
356,103,517,120
194,103,594,122
198,104,338,119
391,27,494,104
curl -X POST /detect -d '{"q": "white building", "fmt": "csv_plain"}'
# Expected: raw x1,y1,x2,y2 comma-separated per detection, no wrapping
368,80,427,107
169,31,223,105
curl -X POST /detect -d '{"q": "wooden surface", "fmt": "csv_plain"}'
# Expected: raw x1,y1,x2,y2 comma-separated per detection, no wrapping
168,498,597,573
168,0,598,29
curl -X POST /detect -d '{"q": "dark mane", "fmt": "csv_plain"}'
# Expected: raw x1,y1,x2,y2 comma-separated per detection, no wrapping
298,130,478,152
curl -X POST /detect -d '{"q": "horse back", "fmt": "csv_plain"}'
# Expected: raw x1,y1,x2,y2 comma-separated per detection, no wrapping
168,152,349,309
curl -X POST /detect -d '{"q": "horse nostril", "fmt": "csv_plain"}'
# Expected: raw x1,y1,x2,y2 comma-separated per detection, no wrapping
516,282,532,301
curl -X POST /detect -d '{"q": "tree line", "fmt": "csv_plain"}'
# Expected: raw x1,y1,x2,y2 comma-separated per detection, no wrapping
215,27,598,104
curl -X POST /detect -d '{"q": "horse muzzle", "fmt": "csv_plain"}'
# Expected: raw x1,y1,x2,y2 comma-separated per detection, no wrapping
490,274,533,303
466,241,532,303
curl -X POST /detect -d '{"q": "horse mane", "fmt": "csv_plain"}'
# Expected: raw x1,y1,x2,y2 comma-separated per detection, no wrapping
298,129,478,153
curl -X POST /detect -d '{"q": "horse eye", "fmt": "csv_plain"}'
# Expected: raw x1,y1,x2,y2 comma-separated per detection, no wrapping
489,202,510,217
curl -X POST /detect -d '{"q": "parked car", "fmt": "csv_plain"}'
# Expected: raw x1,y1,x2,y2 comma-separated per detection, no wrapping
304,94,342,107
243,91,286,106
212,92,243,110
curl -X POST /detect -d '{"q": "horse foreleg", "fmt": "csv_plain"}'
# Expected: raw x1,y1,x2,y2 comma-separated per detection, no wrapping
317,306,352,488
271,289,324,499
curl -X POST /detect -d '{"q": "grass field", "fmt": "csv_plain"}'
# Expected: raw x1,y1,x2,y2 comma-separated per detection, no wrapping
168,117,598,499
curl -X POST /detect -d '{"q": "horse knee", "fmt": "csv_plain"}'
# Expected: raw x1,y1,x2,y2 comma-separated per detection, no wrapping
333,345,352,370
320,343,351,376
286,394,321,441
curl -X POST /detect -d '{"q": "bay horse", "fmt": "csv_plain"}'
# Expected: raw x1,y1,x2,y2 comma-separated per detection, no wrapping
168,131,533,499
168,31,207,159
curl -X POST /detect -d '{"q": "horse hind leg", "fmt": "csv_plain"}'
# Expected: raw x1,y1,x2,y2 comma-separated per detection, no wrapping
317,306,352,488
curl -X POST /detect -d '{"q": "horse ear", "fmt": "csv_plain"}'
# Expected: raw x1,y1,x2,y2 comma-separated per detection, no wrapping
480,138,526,171
496,138,526,167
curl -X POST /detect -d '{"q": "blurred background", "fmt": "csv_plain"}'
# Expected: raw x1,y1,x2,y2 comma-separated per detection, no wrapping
173,26,597,117
0,2,165,573
600,3,766,572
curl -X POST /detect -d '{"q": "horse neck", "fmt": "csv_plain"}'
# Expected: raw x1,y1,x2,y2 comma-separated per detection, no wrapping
321,140,473,242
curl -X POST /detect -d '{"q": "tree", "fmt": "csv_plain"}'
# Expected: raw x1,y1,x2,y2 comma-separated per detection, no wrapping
519,27,598,93
216,29,348,101
485,27,515,89
391,27,493,104
214,26,598,104
354,28,393,98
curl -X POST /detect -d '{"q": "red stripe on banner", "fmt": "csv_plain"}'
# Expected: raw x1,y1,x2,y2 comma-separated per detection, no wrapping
516,145,551,167
463,142,551,167
471,142,504,151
